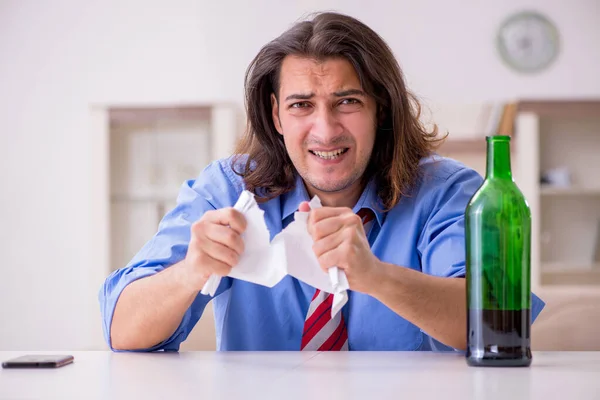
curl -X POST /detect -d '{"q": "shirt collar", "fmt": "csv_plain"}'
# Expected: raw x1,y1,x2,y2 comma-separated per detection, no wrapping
281,174,385,227
351,178,386,227
281,174,311,221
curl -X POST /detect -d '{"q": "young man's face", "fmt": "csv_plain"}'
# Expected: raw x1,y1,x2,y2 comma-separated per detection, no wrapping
271,55,377,202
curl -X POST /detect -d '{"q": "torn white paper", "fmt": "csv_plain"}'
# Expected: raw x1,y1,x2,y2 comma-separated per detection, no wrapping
200,190,349,318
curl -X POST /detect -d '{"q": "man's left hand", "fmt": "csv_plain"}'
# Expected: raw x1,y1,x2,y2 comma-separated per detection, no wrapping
299,202,383,294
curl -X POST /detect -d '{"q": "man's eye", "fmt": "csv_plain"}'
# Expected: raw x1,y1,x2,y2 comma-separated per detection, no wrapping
340,98,360,105
290,102,310,108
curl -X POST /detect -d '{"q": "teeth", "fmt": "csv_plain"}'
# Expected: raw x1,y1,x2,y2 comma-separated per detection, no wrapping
312,149,346,159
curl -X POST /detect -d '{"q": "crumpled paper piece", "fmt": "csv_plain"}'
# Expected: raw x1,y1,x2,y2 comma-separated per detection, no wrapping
200,190,349,317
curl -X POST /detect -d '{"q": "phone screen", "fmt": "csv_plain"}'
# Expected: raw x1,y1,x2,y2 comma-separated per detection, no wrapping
2,355,74,368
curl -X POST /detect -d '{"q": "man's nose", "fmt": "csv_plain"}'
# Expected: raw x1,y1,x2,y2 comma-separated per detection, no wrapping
311,107,344,141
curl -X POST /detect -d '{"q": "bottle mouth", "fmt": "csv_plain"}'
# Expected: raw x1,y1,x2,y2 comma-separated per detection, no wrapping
486,135,511,142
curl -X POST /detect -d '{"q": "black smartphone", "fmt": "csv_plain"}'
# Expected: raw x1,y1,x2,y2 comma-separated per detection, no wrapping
2,355,74,369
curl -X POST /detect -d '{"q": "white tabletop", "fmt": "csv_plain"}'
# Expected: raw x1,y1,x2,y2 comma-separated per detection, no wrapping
1,351,599,400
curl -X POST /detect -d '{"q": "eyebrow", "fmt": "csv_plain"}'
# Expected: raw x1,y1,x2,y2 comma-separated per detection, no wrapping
284,89,366,102
333,89,366,97
285,93,314,101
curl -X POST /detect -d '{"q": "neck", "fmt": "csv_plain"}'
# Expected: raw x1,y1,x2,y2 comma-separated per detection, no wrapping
304,180,365,208
486,136,512,180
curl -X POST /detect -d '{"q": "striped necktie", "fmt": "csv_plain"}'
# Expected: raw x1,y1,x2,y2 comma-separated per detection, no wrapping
300,208,375,351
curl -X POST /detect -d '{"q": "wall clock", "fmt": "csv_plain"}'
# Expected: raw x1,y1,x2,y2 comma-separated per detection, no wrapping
496,11,560,73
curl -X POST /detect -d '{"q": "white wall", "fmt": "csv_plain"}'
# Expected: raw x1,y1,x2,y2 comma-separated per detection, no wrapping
0,0,598,350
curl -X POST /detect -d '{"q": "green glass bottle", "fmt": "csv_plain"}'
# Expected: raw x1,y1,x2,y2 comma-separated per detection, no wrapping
465,135,532,367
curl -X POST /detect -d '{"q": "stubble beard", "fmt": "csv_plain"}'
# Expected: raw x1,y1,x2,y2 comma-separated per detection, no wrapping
300,162,368,194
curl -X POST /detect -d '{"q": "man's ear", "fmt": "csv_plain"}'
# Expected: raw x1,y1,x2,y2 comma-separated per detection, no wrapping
271,93,283,135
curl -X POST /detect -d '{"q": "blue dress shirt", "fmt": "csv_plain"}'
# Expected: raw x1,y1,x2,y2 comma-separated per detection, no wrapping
99,155,545,352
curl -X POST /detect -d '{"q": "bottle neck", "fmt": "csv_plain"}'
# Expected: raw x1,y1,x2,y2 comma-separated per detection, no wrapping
486,137,512,180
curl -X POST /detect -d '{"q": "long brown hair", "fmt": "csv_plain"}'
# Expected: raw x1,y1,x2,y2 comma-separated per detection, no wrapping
233,11,442,210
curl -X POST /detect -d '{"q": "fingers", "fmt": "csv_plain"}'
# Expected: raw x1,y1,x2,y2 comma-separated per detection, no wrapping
204,223,245,255
309,210,362,240
298,201,311,212
312,226,353,258
186,208,248,280
315,242,353,273
308,206,350,221
190,208,246,256
187,243,233,276
203,207,247,234
200,238,240,271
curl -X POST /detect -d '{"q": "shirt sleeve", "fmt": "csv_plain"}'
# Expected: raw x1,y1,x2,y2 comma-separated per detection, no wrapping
417,165,482,279
98,159,243,351
415,163,546,351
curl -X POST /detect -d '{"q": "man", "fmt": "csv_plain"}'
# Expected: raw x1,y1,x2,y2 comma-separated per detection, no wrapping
99,12,544,352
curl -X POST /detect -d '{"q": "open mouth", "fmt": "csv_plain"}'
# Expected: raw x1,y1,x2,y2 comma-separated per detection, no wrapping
308,148,349,160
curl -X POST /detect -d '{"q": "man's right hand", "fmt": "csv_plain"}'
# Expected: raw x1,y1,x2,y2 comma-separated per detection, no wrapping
181,207,247,291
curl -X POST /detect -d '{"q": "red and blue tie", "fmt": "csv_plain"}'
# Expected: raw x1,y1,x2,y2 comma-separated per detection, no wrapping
300,208,375,351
